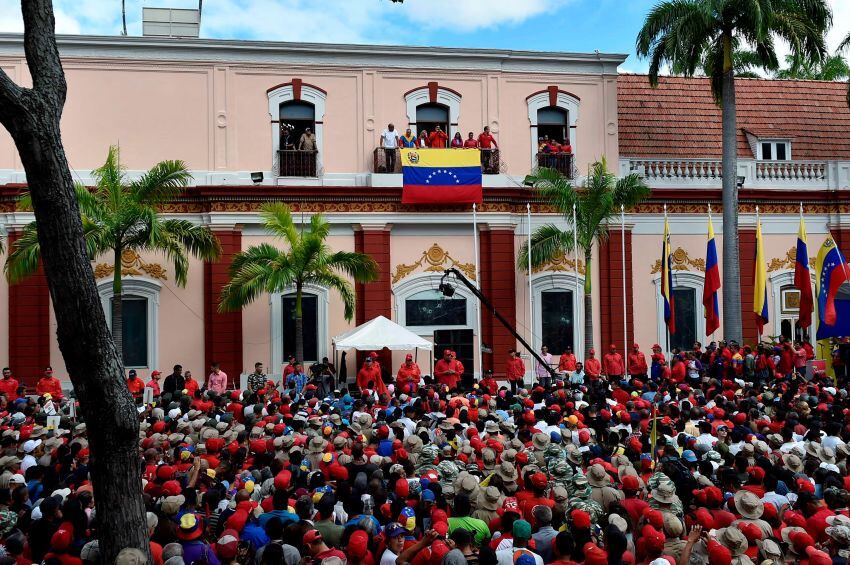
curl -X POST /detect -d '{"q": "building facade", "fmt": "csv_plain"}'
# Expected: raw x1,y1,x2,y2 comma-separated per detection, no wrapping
1,33,849,386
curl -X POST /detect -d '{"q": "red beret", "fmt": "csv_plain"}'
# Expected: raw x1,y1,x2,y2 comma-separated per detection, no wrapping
572,509,591,529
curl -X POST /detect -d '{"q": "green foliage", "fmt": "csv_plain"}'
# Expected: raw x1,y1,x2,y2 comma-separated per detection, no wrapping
4,145,221,287
636,0,831,102
219,202,379,321
775,53,849,80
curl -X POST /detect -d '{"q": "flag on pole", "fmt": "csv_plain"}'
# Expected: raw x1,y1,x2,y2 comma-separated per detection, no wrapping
754,213,769,335
795,215,813,329
401,148,482,205
661,215,675,335
816,235,850,339
703,212,721,336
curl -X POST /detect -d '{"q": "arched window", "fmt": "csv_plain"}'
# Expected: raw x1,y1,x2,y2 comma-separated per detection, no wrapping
267,81,327,177
414,103,450,144
527,88,579,169
653,272,705,352
537,106,569,144
531,273,585,360
98,278,161,369
279,101,316,149
269,285,329,368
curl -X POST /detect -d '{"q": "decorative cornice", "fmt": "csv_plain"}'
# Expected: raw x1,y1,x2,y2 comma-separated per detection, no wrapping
650,247,705,274
94,249,167,281
767,247,816,272
392,243,476,284
532,250,585,275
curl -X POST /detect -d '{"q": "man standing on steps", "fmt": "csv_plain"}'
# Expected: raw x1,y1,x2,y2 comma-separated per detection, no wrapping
602,344,624,383
208,362,228,394
162,364,185,397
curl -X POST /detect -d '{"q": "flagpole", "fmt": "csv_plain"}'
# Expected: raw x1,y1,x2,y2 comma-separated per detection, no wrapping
473,203,482,382
621,204,628,372
756,205,761,344
573,202,580,362
664,204,670,356
525,202,536,385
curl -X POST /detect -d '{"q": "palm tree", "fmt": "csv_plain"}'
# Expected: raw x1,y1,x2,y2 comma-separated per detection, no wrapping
519,159,650,356
840,32,850,106
775,53,849,80
219,203,379,363
636,0,831,343
5,145,221,360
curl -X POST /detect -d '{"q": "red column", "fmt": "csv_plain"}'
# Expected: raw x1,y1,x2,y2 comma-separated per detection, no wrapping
6,231,51,388
204,230,243,387
354,226,392,369
597,229,634,353
479,227,517,377
739,228,758,346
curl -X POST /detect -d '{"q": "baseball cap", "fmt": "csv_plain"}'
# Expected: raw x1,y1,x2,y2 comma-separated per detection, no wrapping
385,522,407,538
512,519,532,540
303,530,323,545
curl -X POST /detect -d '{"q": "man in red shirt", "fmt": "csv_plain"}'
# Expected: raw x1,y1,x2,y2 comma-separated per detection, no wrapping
505,349,525,395
477,126,498,149
396,354,421,393
628,344,648,379
126,369,145,400
602,344,625,381
36,367,63,400
558,347,577,373
463,132,479,148
356,356,383,393
435,349,463,391
584,349,602,380
146,370,162,397
0,367,19,400
428,126,448,148
778,339,796,377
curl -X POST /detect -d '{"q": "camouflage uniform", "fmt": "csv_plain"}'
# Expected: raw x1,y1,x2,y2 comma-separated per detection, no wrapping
567,474,604,524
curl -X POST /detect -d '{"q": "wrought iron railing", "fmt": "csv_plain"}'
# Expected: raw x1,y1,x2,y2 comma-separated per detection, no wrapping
536,152,574,178
372,147,501,174
277,150,318,177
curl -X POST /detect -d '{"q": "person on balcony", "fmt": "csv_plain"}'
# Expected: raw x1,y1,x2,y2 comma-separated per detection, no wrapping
281,124,295,150
400,128,417,148
380,123,401,172
417,130,430,148
298,127,317,152
451,132,464,148
463,132,479,148
477,126,498,171
428,125,448,148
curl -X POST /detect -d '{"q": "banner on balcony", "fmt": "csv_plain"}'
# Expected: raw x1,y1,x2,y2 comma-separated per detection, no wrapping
401,148,482,205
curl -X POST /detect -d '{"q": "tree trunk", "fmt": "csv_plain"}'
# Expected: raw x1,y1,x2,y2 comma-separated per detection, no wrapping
583,252,594,358
111,246,123,360
721,65,742,343
295,283,304,363
0,2,148,562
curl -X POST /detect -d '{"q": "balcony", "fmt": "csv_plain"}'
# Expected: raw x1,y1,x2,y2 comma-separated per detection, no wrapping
277,150,318,177
536,152,574,178
620,158,850,189
372,147,501,174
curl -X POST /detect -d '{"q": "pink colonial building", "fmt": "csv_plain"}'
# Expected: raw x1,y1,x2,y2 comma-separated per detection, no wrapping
0,32,849,387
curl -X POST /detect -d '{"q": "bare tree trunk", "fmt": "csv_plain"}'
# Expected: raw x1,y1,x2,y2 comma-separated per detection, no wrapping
0,2,147,562
295,283,304,363
721,68,742,343
583,252,594,357
112,246,123,359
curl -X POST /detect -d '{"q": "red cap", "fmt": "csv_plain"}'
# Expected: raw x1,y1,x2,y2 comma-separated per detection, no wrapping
572,509,591,529
274,470,292,491
303,530,323,545
51,527,73,551
348,530,370,559
395,478,410,498
216,529,240,560
151,370,162,377
161,480,181,497
583,542,608,565
530,472,548,489
707,540,731,565
621,475,640,491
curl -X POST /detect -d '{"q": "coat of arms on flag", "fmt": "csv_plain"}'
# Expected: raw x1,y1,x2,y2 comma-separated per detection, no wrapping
401,148,482,205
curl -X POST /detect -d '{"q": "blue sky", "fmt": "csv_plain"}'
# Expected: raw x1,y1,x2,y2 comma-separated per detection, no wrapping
0,0,847,73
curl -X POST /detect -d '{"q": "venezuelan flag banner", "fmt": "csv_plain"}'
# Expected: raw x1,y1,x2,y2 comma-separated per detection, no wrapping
703,214,721,336
754,217,769,335
401,148,482,205
661,217,675,335
795,216,813,329
816,235,850,339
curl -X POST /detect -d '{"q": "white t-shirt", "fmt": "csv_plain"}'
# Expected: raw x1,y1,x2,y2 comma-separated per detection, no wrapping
379,549,399,565
381,130,401,148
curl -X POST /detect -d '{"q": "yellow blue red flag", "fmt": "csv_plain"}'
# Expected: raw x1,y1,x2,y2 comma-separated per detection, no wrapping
795,216,813,329
661,216,675,335
703,213,721,335
754,216,769,335
815,235,850,338
401,148,482,205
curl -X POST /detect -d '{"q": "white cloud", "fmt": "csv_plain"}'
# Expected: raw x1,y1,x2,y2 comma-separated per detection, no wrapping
397,0,568,33
827,0,850,54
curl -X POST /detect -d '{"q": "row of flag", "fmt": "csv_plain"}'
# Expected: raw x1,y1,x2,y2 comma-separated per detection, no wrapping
660,208,850,340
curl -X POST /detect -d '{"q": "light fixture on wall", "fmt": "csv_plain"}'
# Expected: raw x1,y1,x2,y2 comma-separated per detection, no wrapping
737,175,745,188
251,172,264,184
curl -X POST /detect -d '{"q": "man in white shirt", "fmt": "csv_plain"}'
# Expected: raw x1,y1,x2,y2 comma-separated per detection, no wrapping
380,123,401,172
21,439,42,472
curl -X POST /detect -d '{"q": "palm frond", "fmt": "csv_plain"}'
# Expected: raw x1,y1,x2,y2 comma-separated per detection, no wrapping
219,262,279,312
92,145,126,212
130,160,193,205
524,167,577,216
323,251,379,282
307,213,331,241
4,223,41,283
259,203,300,248
308,271,357,321
156,219,221,261
518,224,576,270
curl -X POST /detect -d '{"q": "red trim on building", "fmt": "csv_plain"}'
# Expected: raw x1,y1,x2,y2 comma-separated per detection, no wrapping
354,228,392,371
264,80,327,96
479,228,517,376
291,78,302,101
598,229,634,354
525,87,582,102
548,86,558,107
204,230,243,388
428,82,439,104
402,84,463,100
739,229,758,346
6,231,51,387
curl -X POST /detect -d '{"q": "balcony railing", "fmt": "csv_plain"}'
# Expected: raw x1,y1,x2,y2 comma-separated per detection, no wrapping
536,152,574,178
372,147,501,174
621,158,838,189
277,150,318,177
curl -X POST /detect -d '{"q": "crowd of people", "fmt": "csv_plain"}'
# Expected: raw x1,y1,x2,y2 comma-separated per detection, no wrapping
0,334,849,565
379,124,498,172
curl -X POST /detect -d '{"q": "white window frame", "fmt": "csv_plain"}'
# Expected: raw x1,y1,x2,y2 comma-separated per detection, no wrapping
531,272,585,362
770,269,816,339
527,91,580,168
405,87,462,141
394,274,476,337
97,277,161,370
267,83,327,175
652,272,705,352
269,284,329,369
757,139,791,161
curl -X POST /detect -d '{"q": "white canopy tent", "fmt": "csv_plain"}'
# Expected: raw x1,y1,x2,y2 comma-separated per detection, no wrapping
332,315,432,351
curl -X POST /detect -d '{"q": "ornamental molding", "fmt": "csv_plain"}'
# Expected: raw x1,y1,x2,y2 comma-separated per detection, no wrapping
531,250,585,275
767,247,816,272
392,243,476,284
650,247,705,274
94,249,168,280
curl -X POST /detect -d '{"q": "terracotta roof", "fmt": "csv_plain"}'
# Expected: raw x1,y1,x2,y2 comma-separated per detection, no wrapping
617,74,850,160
